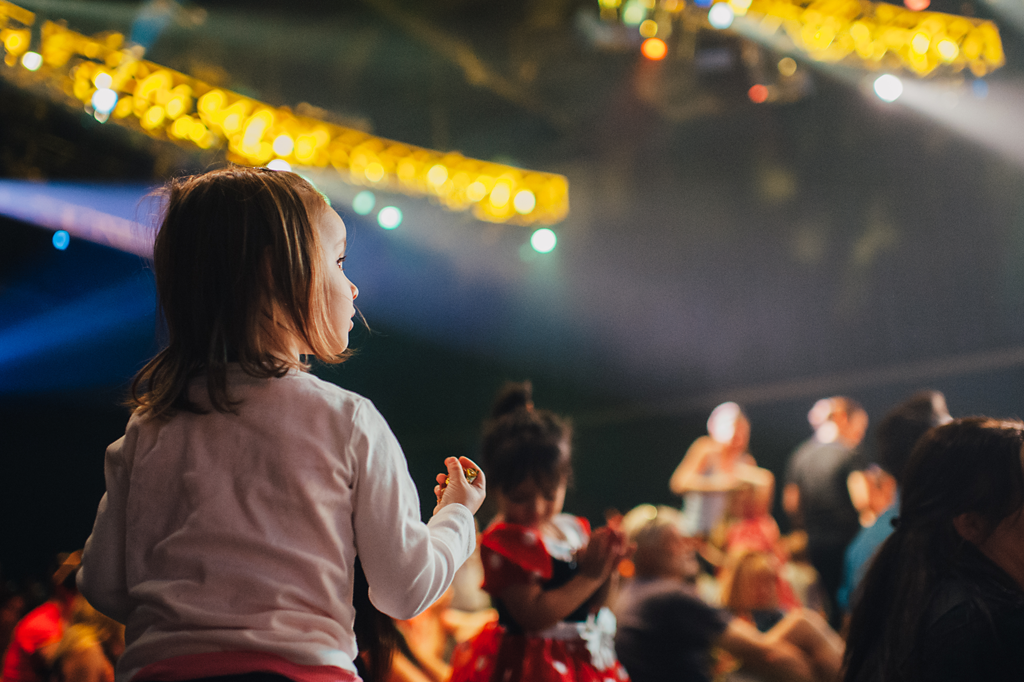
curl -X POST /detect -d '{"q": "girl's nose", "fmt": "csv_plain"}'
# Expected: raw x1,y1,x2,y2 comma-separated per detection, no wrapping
350,282,359,300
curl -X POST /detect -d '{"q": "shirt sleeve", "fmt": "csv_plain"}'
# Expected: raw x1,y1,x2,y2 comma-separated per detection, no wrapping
78,427,136,624
348,400,476,621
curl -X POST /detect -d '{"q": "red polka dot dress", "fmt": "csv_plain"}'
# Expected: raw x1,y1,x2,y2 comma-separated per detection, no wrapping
448,515,630,682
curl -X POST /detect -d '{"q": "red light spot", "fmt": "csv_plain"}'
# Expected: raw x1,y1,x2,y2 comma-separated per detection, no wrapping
642,38,668,61
904,0,930,10
748,84,769,103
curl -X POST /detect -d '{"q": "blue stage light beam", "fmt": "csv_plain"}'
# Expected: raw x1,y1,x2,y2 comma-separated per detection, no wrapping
0,181,158,257
0,274,157,393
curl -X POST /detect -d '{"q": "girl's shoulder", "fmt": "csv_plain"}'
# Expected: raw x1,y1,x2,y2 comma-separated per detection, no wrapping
480,521,554,584
243,369,383,424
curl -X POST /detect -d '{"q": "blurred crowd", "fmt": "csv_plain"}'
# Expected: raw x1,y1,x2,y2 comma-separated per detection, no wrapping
3,387,1022,682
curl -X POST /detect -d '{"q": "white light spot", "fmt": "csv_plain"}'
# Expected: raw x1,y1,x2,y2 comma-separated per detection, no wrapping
267,159,291,171
377,206,402,230
530,228,557,254
513,190,536,214
551,661,568,675
92,88,118,114
622,0,647,25
21,51,42,71
708,3,735,29
873,74,903,102
273,135,294,157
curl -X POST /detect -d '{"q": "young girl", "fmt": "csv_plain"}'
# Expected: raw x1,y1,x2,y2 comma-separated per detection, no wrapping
76,166,486,682
448,382,631,682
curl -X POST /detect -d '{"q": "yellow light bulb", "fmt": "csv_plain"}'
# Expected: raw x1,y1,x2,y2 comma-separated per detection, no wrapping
222,113,241,133
189,122,209,143
911,33,930,54
937,39,959,61
427,164,448,186
142,105,166,130
466,181,487,202
165,97,186,119
639,19,658,38
365,162,385,183
198,90,225,114
171,116,193,139
490,182,511,208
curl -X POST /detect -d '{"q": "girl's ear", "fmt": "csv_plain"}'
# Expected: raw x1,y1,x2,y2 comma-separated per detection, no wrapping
952,512,989,545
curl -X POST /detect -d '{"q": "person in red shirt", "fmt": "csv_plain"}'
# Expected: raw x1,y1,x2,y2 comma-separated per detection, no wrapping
1,552,81,682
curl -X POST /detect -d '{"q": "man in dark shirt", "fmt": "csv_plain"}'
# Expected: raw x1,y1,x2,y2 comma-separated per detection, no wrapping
783,396,868,625
614,505,843,682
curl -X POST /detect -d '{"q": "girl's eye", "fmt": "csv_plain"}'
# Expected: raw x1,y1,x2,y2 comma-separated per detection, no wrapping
336,256,346,270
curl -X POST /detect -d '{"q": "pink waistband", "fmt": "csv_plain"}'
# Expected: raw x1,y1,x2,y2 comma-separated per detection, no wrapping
132,651,360,682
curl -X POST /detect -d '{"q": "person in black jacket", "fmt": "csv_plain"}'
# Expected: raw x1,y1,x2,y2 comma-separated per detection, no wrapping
843,417,1024,682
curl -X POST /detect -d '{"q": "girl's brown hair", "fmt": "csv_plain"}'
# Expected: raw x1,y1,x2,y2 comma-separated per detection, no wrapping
131,166,350,417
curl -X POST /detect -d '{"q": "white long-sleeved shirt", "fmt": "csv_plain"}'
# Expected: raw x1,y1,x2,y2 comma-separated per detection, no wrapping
78,367,475,682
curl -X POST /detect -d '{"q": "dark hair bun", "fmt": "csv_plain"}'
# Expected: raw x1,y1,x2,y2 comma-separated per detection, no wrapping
490,381,534,419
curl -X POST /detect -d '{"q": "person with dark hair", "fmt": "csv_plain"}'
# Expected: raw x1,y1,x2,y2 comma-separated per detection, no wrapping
836,391,951,615
843,417,1024,682
783,396,869,626
448,382,632,682
1,552,81,682
76,167,486,682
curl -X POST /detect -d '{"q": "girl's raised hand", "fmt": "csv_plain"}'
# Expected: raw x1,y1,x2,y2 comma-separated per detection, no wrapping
576,526,630,582
434,456,486,516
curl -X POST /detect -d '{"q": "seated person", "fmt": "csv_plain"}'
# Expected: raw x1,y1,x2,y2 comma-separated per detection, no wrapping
719,550,787,632
1,552,82,682
614,505,843,682
52,598,124,682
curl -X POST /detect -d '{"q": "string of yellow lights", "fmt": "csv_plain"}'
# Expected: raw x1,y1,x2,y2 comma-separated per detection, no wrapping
598,0,1004,77
743,0,1004,77
0,0,569,226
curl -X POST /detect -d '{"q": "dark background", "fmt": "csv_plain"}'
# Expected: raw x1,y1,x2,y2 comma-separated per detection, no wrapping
3,0,1024,584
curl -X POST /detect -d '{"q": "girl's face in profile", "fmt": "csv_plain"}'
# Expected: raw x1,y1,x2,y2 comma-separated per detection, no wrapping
316,207,359,351
500,476,567,529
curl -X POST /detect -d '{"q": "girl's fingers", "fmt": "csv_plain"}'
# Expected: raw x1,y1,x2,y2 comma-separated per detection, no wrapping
457,456,485,486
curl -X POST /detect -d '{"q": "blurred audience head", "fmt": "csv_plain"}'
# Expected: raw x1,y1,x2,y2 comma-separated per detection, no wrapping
809,396,867,446
874,390,952,487
707,402,750,450
621,505,699,581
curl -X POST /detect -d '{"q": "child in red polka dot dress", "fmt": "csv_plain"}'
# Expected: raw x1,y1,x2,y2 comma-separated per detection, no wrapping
448,382,632,682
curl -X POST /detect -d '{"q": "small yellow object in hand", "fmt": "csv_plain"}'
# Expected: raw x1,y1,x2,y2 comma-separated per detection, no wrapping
443,467,479,488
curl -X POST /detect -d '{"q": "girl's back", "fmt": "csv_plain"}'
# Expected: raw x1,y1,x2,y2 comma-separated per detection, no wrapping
83,368,475,682
77,167,486,682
